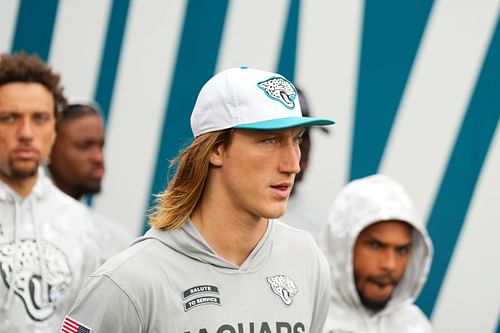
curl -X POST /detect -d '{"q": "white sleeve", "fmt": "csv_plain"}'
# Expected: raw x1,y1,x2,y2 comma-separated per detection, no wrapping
63,275,143,333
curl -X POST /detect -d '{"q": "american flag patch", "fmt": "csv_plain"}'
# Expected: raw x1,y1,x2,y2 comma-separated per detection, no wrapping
60,316,92,333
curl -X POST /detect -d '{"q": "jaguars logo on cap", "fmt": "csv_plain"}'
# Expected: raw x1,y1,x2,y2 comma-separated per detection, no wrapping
257,77,297,110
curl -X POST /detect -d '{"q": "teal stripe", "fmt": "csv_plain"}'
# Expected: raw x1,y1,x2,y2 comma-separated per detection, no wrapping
11,0,59,61
496,318,499,333
350,1,433,180
94,0,130,126
416,17,500,317
277,0,300,81
87,0,130,207
144,0,229,232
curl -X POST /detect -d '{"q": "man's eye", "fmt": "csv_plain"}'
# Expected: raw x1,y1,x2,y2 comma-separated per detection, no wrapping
294,136,304,145
368,240,382,249
396,246,410,255
76,142,92,150
33,113,50,123
0,114,17,123
264,137,277,144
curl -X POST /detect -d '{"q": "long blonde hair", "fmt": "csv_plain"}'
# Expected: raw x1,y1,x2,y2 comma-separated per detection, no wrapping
148,130,232,230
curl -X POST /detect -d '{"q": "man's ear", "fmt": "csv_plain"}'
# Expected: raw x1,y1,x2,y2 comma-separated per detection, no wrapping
209,143,224,166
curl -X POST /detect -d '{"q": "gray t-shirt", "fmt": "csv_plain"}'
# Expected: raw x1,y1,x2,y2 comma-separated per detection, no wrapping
63,220,330,333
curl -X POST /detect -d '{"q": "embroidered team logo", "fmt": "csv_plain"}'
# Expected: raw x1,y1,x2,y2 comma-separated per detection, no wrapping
266,275,298,305
0,239,72,321
257,77,297,109
182,284,221,311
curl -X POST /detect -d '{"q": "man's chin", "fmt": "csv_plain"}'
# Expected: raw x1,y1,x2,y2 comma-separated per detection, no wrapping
358,293,391,312
10,165,39,180
79,184,102,196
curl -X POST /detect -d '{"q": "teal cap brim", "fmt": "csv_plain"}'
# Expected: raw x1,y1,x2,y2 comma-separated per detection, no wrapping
233,117,335,130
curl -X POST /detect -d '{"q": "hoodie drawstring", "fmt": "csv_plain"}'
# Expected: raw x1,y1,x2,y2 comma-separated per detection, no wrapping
31,197,50,305
2,197,20,311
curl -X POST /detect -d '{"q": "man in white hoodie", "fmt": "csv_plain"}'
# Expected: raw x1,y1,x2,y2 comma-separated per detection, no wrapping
0,52,97,333
61,67,335,333
322,174,433,333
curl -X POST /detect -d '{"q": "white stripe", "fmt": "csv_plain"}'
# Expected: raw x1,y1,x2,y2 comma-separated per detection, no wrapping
379,0,500,221
295,0,364,214
217,0,289,72
48,0,112,100
431,124,500,332
93,0,187,235
0,0,20,53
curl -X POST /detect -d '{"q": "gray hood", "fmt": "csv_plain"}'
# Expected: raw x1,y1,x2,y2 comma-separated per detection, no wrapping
132,219,274,273
322,174,433,316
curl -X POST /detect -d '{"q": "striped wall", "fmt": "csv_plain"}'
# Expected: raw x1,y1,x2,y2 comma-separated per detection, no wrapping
1,1,498,331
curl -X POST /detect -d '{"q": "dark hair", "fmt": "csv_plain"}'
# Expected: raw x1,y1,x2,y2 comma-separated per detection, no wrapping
57,103,102,131
0,52,67,116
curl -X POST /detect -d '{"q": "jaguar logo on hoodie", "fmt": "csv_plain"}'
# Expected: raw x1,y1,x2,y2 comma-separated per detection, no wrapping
0,239,72,321
266,275,298,305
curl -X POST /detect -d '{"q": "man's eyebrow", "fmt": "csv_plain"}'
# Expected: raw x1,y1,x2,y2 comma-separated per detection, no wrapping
364,235,412,247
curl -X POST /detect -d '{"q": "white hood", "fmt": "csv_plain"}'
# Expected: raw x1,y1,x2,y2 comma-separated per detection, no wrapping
322,174,433,319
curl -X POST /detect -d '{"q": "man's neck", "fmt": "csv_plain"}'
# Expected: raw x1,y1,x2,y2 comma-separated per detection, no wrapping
0,173,37,197
191,201,268,267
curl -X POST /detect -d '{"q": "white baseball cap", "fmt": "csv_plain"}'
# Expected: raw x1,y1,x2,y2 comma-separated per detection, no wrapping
190,66,335,137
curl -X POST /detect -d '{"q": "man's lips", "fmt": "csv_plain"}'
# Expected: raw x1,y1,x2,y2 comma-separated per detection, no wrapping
90,167,105,179
270,183,292,198
13,148,39,159
367,275,398,289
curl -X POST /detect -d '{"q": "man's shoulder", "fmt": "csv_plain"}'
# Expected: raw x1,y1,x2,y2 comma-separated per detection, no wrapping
38,183,96,233
325,301,432,333
273,219,329,269
41,180,87,209
382,303,433,331
274,219,317,244
396,303,432,328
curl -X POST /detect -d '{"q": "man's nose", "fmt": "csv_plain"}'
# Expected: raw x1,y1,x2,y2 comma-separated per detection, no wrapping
380,250,397,271
90,147,104,164
18,118,34,140
279,143,301,174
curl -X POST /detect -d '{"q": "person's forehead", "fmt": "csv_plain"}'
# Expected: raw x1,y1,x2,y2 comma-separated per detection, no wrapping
0,82,54,111
360,220,412,238
59,114,104,136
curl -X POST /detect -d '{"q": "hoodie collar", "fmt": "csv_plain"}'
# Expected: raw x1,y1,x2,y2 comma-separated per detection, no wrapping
135,219,275,273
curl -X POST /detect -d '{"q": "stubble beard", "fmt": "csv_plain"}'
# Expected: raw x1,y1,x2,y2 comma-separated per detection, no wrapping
77,183,102,197
357,288,391,313
8,158,40,180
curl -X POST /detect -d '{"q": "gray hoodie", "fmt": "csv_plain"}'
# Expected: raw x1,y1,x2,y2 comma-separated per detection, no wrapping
322,175,433,333
63,219,331,333
0,168,97,333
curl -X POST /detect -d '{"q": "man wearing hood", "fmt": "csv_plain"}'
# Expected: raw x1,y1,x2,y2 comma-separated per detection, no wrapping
0,53,97,332
322,174,433,332
61,67,335,333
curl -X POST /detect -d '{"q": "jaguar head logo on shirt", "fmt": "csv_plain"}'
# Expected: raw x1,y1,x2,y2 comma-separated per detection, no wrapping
0,239,72,321
266,275,298,305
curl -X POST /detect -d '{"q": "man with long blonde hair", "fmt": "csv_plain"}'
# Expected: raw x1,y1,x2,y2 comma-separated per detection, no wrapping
61,67,335,333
